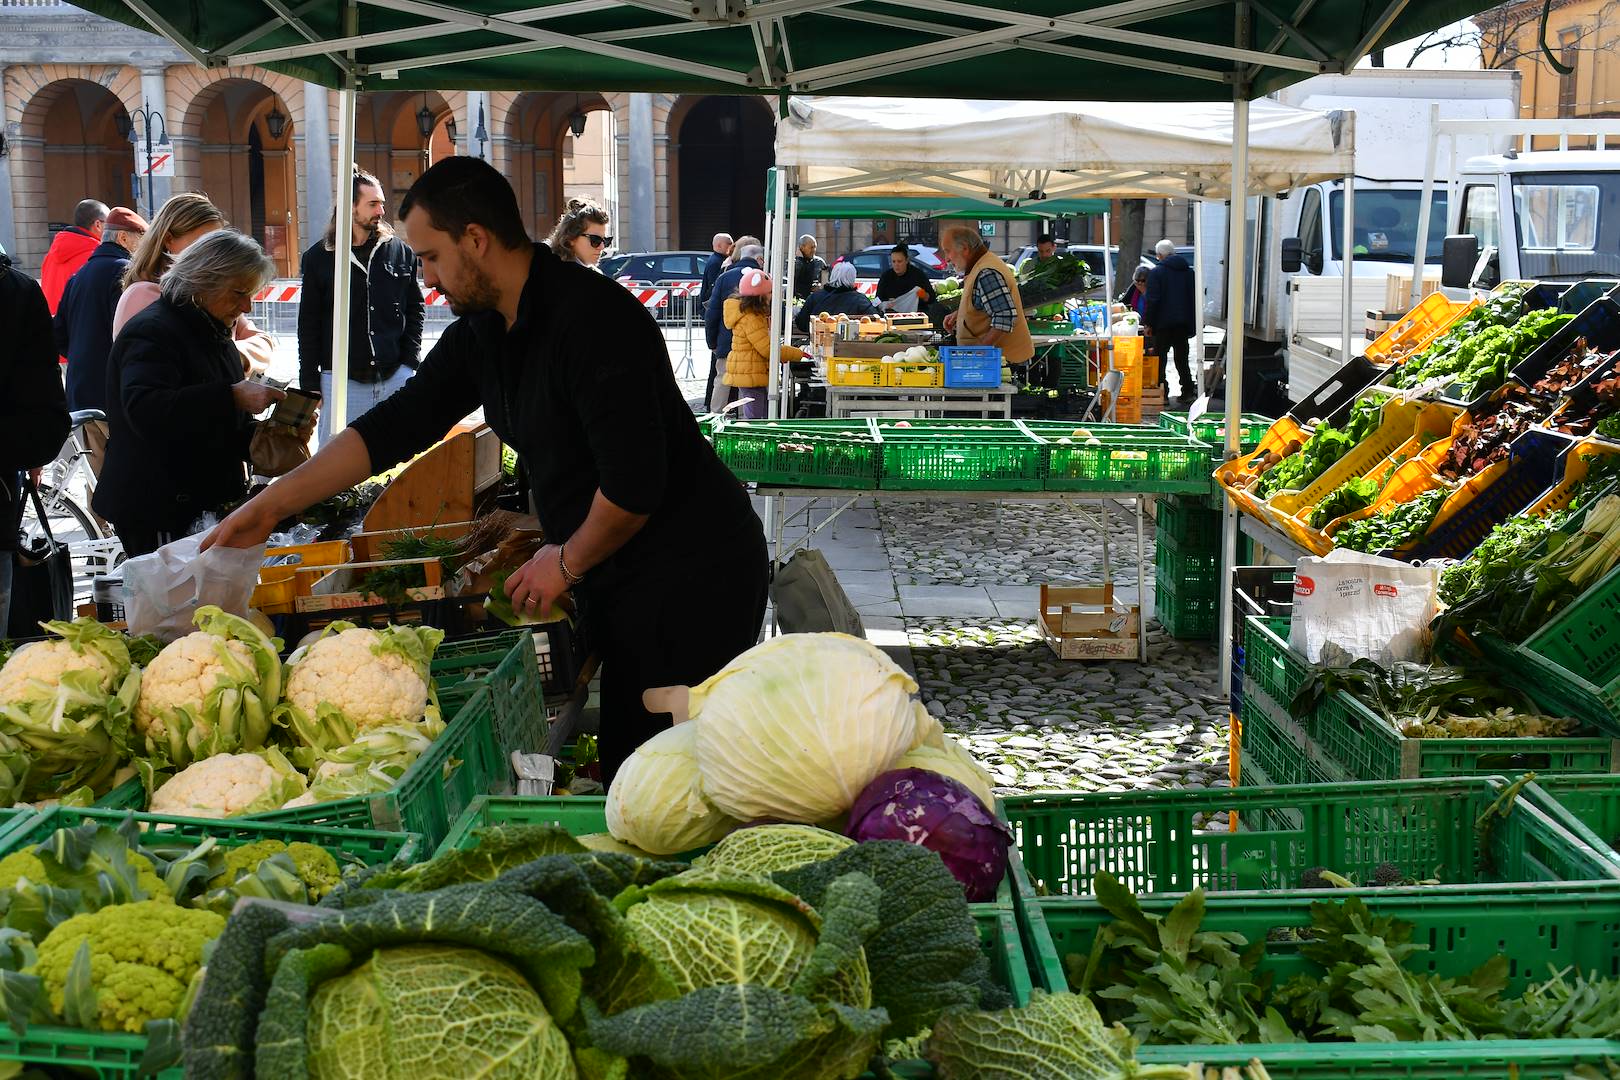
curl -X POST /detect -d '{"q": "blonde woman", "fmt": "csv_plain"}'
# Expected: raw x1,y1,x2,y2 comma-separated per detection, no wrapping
546,198,612,268
113,193,274,373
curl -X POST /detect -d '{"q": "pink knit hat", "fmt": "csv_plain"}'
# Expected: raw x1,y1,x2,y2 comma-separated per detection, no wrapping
738,269,772,296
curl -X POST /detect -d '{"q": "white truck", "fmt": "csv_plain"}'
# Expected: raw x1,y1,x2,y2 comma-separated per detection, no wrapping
1200,69,1520,407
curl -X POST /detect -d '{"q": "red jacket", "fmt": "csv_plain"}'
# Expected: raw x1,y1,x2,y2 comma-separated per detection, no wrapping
39,227,100,315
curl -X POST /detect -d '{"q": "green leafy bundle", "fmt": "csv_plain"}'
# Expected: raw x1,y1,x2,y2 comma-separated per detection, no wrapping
1435,493,1620,642
1256,397,1383,501
1067,871,1294,1046
1309,475,1381,528
1288,658,1576,739
1332,488,1447,554
1387,283,1534,391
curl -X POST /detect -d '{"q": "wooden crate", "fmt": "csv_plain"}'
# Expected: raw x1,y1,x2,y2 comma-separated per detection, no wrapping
1384,271,1444,314
1139,386,1167,422
291,556,445,612
1038,584,1141,661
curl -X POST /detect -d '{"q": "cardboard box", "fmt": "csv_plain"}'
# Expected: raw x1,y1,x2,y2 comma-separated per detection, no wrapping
292,557,445,612
1038,583,1141,661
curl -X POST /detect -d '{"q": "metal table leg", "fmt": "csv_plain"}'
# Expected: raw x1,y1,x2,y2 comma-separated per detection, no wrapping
1135,496,1148,662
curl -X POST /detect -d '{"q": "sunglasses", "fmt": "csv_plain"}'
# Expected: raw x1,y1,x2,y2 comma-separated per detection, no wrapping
584,233,613,249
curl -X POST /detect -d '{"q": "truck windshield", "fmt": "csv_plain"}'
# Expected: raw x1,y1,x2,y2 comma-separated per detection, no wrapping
1329,189,1450,263
1512,172,1620,279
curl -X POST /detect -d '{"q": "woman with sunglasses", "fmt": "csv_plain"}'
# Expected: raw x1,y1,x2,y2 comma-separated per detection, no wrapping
547,198,613,268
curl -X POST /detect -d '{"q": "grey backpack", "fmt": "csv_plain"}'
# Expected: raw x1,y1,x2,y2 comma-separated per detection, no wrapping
770,549,865,637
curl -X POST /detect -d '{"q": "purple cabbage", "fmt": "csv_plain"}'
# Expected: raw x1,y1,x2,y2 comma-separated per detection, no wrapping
844,768,1012,902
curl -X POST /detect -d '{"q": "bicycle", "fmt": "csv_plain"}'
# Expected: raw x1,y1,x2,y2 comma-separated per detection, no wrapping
18,410,124,605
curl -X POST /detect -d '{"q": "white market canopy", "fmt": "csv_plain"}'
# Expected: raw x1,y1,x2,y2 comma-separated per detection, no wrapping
774,96,1357,205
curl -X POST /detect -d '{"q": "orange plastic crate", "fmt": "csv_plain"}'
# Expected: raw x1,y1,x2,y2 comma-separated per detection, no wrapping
1321,458,1451,545
1216,416,1310,518
252,540,352,614
1528,438,1620,517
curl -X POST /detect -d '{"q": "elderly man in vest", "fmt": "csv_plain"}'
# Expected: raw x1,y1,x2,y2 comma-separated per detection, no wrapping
939,225,1033,365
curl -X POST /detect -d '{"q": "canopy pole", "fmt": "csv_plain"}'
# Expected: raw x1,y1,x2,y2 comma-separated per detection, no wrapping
1410,103,1441,309
329,80,357,432
784,182,800,419
1193,201,1205,398
1217,92,1250,704
1341,173,1356,356
766,161,789,420
1101,210,1114,372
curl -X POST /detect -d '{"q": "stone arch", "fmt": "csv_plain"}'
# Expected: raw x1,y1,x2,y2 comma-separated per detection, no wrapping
5,64,143,272
171,74,300,276
498,91,618,242
664,95,775,250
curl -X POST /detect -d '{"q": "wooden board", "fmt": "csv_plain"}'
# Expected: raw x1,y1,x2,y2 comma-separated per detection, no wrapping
363,430,476,534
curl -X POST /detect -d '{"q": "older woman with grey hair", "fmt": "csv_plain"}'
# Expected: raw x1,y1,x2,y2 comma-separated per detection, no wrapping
94,229,292,556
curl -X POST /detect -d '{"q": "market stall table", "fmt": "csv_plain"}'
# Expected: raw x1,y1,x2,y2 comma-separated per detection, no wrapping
821,382,1016,419
759,485,1150,662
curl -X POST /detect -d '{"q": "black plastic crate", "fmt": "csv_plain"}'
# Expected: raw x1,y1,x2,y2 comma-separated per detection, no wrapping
1407,427,1574,561
1284,355,1384,430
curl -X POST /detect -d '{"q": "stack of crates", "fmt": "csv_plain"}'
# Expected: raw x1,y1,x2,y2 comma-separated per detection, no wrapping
1153,492,1221,639
1111,337,1145,423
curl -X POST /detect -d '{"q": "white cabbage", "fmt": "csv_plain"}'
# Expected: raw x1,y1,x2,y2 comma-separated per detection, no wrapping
690,633,921,823
605,722,737,855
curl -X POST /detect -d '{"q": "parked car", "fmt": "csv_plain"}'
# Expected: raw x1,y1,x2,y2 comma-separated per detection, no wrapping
600,250,711,283
1140,245,1196,270
841,244,952,280
1012,244,1117,277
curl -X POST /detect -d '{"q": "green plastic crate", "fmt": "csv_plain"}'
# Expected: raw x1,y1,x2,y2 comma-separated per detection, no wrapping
1242,615,1312,717
1526,774,1620,873
1476,633,1620,736
1315,687,1620,782
431,629,552,764
1158,410,1273,451
1155,492,1222,549
716,423,881,489
1022,885,1620,1079
0,807,34,849
1156,531,1220,597
1238,689,1346,797
1003,774,1617,901
1155,573,1217,640
436,622,576,700
1044,438,1215,493
248,685,507,851
1525,561,1620,728
878,434,1045,491
0,806,419,1080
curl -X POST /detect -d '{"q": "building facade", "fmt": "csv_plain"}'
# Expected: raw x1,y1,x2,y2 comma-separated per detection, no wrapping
0,1,1187,277
1476,0,1620,128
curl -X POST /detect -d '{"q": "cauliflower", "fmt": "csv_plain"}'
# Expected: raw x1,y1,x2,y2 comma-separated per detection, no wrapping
30,899,224,1031
0,619,140,800
281,624,444,750
148,748,307,818
133,607,282,770
208,839,341,900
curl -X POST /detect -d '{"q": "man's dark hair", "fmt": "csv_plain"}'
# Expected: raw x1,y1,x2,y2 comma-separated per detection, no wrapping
400,156,529,251
1037,232,1055,244
74,200,109,230
351,166,384,204
889,244,910,258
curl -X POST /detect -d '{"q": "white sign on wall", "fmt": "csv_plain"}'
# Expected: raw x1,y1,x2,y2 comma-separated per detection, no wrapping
134,141,175,178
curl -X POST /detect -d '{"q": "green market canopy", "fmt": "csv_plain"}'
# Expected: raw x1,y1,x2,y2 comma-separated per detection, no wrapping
79,0,1480,103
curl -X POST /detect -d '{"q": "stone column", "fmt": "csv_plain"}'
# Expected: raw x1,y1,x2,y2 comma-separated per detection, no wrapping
0,66,18,257
628,93,654,253
302,82,332,252
139,68,172,214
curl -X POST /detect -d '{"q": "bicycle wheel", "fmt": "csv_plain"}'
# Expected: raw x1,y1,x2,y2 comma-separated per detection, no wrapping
19,484,113,605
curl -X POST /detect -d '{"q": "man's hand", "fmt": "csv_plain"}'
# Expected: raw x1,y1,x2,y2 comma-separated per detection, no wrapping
943,312,958,332
232,380,285,414
201,495,282,551
504,544,569,619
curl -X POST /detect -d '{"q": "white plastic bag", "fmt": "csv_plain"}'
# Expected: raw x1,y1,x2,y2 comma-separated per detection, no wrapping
1288,549,1438,668
122,533,266,640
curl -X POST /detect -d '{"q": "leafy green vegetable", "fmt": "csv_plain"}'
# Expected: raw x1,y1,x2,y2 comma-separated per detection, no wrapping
1069,871,1292,1046
927,990,1192,1080
1309,475,1381,528
1387,283,1531,390
1255,397,1383,501
1289,658,1574,739
696,825,855,876
1332,488,1447,554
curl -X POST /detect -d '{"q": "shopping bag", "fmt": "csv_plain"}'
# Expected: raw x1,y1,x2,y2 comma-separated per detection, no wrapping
6,481,74,636
122,532,265,640
1289,548,1437,668
770,549,864,637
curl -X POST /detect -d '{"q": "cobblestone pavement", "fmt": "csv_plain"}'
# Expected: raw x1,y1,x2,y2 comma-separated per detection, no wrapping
873,498,1231,798
879,499,1158,587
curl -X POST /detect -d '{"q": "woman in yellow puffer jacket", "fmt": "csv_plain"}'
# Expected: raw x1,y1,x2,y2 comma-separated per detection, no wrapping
722,269,804,419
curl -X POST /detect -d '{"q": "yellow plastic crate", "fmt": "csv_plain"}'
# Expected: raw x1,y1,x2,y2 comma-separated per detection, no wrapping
883,362,944,388
252,540,352,614
827,359,885,387
1322,458,1451,543
1365,292,1480,366
1529,438,1620,516
1216,416,1310,519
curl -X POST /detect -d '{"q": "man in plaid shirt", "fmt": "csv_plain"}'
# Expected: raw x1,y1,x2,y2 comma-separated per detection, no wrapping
940,225,1034,363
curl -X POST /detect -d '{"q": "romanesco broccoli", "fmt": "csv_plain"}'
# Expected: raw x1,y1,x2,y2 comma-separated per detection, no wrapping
0,845,169,902
30,899,224,1031
208,840,342,900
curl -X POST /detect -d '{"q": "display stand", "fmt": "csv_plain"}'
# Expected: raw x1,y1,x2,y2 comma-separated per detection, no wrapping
821,383,1016,419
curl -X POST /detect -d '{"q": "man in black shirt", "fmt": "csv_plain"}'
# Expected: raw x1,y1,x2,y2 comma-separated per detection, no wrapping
298,167,425,441
206,157,769,780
